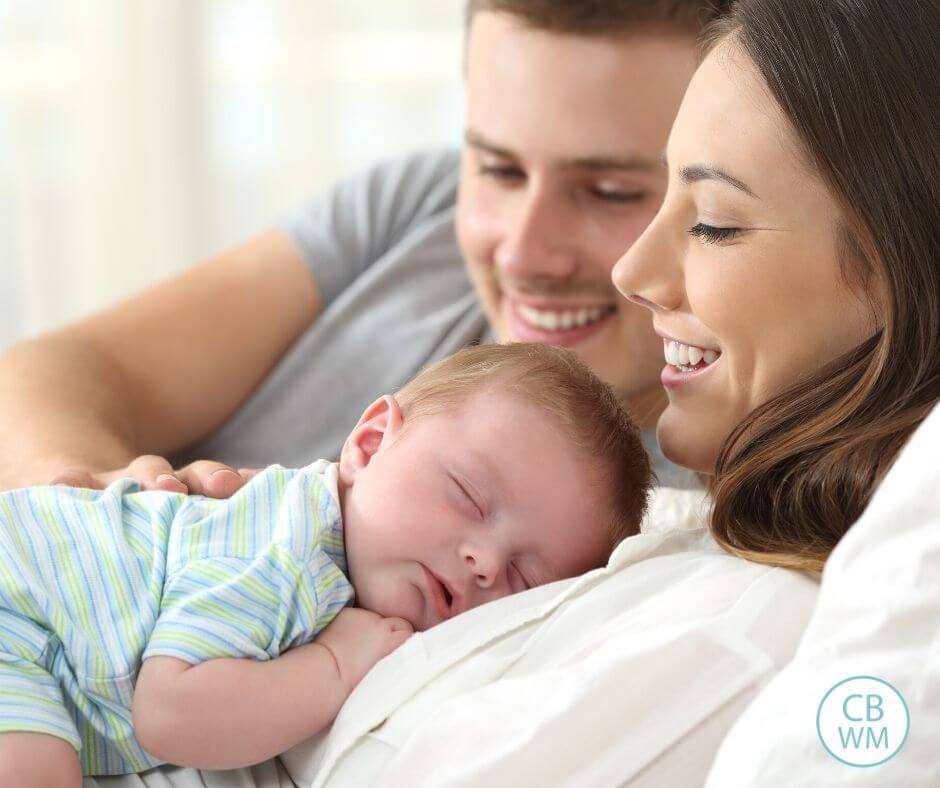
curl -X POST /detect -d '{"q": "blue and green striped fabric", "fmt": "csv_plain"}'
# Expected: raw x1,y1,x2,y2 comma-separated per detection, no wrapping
0,460,353,775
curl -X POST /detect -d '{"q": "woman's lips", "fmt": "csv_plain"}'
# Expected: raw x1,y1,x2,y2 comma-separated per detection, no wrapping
661,354,721,388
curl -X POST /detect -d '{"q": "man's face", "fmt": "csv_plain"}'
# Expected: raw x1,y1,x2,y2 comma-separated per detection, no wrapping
456,12,699,421
340,390,612,631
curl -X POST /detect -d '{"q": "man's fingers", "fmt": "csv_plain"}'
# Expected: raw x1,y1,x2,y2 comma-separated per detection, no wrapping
123,455,188,492
175,461,247,498
50,469,102,489
47,455,256,497
236,467,263,482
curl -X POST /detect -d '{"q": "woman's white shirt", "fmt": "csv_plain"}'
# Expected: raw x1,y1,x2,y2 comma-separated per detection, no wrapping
283,487,820,788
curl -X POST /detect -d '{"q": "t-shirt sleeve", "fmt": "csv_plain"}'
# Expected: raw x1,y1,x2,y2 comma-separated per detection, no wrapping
143,547,353,665
143,465,353,666
276,148,461,310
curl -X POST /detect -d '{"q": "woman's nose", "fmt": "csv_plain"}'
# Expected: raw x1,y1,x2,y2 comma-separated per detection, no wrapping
494,185,578,281
612,212,684,313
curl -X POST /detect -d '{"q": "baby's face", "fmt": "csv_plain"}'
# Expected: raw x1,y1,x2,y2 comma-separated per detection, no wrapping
341,390,613,631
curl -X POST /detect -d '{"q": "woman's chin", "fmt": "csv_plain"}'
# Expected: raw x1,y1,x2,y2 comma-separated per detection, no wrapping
657,410,719,476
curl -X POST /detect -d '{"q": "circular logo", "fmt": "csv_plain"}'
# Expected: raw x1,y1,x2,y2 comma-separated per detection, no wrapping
817,676,910,767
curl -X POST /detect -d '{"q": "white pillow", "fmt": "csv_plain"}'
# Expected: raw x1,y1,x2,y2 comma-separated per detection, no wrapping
705,403,940,786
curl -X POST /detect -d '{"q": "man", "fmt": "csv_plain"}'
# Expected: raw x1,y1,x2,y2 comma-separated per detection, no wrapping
0,1,721,495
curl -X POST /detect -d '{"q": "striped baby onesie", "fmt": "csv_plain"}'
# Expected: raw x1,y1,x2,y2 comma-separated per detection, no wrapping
0,460,354,775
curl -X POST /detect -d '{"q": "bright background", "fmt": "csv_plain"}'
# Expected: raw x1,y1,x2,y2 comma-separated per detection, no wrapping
1,0,465,349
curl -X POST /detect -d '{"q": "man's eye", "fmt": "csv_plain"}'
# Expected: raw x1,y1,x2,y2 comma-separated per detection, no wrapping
688,223,741,244
591,187,646,203
478,164,525,181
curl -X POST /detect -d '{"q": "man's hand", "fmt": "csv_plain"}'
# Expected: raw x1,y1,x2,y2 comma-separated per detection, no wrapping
316,608,414,692
50,455,260,498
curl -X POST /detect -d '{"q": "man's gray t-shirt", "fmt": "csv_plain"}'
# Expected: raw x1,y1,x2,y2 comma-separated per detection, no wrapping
176,149,698,489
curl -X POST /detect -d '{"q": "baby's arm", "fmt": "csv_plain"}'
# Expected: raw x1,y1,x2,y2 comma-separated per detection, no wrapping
132,608,413,769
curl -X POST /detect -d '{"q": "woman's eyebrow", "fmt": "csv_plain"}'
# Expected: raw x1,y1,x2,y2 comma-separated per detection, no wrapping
679,163,759,199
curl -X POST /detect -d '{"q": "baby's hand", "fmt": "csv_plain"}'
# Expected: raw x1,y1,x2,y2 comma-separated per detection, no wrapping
316,608,413,691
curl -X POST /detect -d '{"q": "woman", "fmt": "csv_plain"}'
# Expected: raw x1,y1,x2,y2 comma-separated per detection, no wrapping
85,0,939,786
616,0,940,573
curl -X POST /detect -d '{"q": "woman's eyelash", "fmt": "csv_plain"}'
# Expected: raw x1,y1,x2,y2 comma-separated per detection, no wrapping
689,223,740,244
511,563,531,590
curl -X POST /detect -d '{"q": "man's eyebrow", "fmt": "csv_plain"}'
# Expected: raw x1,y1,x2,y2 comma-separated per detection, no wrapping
464,129,657,172
679,163,758,199
464,129,515,159
564,155,658,173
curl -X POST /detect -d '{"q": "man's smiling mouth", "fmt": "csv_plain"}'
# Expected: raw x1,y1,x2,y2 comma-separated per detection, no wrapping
517,303,617,331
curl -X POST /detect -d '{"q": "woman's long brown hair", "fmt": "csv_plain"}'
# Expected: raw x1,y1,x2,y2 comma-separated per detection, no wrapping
706,0,940,572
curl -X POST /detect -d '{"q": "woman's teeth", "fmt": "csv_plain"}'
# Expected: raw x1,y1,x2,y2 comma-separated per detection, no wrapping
518,304,614,331
664,340,719,372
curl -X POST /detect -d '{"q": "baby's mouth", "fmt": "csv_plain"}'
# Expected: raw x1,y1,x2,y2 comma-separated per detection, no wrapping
423,566,455,621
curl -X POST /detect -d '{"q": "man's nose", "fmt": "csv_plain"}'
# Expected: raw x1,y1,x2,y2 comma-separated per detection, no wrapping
493,184,577,281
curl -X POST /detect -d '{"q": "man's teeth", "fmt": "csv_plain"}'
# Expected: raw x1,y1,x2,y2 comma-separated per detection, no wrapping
518,304,613,331
664,340,719,371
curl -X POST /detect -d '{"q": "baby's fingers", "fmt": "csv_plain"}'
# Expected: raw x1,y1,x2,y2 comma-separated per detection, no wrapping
382,617,415,653
384,617,414,634
386,628,414,656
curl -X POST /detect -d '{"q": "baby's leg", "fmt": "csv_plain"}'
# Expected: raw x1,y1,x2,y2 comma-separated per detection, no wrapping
0,731,82,787
0,645,85,785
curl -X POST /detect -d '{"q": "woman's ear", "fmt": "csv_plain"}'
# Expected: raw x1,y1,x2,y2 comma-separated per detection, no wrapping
338,394,404,485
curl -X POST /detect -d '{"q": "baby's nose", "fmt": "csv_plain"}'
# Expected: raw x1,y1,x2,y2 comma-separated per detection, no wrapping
461,544,504,590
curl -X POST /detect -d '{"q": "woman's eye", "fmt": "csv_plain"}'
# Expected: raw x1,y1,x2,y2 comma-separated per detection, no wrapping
510,563,531,590
688,223,740,244
478,164,525,182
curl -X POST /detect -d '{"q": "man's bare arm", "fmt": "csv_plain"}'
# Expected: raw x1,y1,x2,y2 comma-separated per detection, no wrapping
0,230,320,490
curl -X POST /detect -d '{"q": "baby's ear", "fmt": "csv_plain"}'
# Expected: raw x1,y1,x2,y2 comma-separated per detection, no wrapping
338,394,404,485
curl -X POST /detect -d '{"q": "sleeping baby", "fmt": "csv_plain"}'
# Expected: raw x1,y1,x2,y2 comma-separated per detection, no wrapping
0,342,652,784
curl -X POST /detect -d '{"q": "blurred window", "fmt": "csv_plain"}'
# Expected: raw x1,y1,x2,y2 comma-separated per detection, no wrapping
0,0,463,347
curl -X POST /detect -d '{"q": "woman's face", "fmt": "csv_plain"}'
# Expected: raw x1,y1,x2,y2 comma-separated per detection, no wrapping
612,40,879,474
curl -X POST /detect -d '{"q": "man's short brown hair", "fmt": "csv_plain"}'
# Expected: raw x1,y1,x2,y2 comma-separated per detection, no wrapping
466,0,732,37
396,343,653,552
